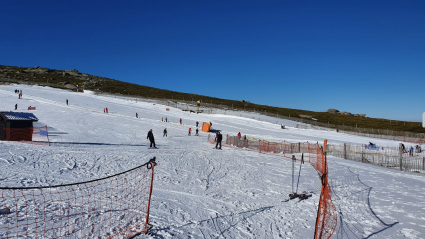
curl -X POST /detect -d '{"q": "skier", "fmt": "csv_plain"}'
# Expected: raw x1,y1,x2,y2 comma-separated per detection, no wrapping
210,122,212,127
163,128,167,137
196,121,199,127
180,118,182,125
188,128,191,136
106,108,108,113
15,103,17,110
146,129,157,148
237,132,241,138
195,128,199,136
401,143,406,153
409,146,414,156
66,99,68,105
162,117,163,122
136,113,138,118
165,117,168,122
215,131,222,149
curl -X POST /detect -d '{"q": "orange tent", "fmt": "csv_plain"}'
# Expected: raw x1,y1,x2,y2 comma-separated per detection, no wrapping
201,122,211,132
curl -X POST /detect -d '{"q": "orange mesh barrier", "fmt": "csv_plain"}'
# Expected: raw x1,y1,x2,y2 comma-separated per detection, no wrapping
0,157,157,238
207,134,216,144
218,136,337,239
3,126,50,146
312,141,337,239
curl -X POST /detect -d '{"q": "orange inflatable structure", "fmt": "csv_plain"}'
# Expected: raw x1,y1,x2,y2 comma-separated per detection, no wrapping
201,122,211,132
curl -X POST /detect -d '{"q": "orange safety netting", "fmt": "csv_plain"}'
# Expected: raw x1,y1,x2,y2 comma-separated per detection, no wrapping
219,136,337,239
207,134,216,144
0,157,157,238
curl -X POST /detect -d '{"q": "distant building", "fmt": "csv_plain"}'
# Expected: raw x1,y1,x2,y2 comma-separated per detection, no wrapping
0,112,38,141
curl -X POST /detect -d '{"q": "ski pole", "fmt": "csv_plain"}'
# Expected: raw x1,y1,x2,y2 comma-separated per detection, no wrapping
292,155,296,193
296,153,304,194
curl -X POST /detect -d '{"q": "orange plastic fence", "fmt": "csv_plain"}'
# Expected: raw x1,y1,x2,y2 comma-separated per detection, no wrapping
0,157,157,238
221,136,337,239
207,134,216,144
312,142,337,239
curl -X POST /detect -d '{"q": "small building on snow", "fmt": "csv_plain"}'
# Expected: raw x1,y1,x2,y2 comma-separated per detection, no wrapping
0,112,39,141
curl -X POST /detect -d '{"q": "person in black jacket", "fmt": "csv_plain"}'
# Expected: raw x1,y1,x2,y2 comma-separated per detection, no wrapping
163,128,167,137
215,131,222,149
147,129,157,148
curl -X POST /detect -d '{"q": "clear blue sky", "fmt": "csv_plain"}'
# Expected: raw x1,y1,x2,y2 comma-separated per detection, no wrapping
1,1,424,122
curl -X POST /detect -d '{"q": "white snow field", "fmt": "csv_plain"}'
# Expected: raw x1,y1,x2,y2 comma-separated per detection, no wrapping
0,84,424,239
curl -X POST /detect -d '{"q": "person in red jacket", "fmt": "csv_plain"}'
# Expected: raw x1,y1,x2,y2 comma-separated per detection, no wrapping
188,128,192,136
237,132,241,138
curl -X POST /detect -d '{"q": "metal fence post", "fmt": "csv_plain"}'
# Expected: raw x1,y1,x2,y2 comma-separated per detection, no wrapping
399,143,403,171
344,143,347,159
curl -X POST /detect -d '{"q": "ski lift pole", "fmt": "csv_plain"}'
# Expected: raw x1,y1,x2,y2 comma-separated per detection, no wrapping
291,156,294,192
296,153,304,194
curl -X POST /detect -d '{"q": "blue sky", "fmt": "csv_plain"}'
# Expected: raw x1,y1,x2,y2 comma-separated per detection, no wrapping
1,1,424,122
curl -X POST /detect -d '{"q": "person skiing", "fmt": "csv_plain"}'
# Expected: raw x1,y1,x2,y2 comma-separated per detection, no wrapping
147,129,157,148
401,143,406,153
66,99,68,105
195,128,199,136
196,121,199,127
215,131,222,149
162,117,163,122
188,128,191,136
15,103,17,110
163,128,167,137
106,108,108,113
136,113,138,118
180,118,182,125
165,117,168,122
237,132,241,138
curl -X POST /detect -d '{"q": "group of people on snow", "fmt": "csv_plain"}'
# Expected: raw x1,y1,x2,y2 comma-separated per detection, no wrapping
401,143,422,156
146,120,206,149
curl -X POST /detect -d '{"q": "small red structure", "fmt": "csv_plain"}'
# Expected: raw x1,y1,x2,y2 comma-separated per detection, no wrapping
166,108,170,111
28,106,36,110
0,112,38,141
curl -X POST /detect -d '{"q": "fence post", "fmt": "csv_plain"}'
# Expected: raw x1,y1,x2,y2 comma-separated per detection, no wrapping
344,143,347,159
399,143,403,171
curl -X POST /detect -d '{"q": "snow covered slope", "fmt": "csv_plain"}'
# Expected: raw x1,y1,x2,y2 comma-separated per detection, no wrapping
0,84,424,238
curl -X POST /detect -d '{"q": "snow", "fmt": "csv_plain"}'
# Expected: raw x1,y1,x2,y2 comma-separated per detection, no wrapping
0,84,424,238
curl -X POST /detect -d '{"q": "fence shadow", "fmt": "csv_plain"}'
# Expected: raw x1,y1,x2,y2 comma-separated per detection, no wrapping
149,206,274,238
330,167,398,239
50,142,148,147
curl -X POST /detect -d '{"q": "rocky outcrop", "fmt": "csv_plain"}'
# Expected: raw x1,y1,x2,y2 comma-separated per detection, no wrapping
327,109,339,114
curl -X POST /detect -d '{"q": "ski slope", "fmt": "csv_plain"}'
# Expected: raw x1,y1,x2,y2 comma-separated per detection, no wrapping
0,84,424,238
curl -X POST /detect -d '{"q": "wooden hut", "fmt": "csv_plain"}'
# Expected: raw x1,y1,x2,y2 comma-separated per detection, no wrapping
0,112,39,141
